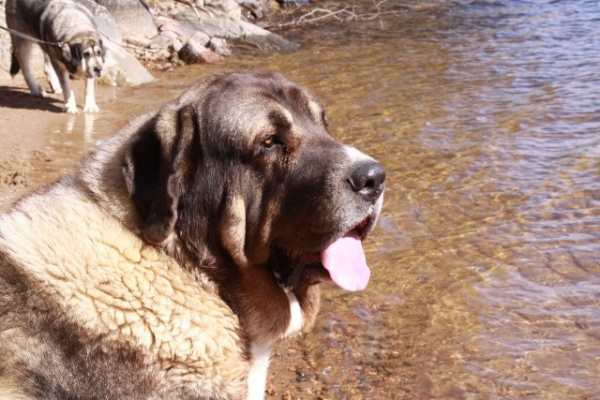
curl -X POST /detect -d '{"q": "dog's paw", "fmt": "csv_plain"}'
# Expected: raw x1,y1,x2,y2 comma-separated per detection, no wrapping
31,86,48,98
64,105,79,115
83,102,100,113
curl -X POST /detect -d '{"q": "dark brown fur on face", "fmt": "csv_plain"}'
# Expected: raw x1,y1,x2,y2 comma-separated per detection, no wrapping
0,72,385,399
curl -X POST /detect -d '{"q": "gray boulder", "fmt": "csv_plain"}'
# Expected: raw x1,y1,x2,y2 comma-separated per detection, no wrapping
94,0,157,39
178,31,223,64
175,10,299,52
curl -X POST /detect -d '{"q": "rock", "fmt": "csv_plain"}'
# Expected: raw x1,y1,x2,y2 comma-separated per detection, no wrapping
161,30,179,41
190,31,211,47
196,47,224,63
209,37,232,56
172,39,184,52
99,39,155,86
239,20,299,52
178,33,223,64
175,12,242,38
156,16,188,39
239,0,267,20
126,36,153,48
76,0,122,43
175,11,298,52
149,35,173,51
206,0,242,18
95,0,158,39
278,0,310,8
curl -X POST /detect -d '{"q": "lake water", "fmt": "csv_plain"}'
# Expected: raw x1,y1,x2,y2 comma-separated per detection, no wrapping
8,0,600,398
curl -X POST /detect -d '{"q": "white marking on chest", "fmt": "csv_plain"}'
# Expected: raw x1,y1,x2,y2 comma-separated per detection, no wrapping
284,291,303,337
248,342,271,400
246,292,303,399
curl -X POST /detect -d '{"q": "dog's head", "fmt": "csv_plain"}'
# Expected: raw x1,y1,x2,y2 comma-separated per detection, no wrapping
121,72,385,293
61,37,105,78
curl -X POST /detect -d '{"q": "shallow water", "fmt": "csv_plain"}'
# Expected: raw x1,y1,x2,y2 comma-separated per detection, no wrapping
8,0,600,398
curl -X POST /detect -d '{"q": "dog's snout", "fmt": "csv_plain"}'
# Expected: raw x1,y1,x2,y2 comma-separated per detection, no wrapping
348,160,385,202
94,66,102,76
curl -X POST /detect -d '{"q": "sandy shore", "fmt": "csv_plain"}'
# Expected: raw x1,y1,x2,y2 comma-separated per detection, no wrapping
0,76,67,209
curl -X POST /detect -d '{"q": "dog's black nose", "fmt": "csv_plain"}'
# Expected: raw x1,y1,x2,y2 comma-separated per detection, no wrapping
94,66,102,76
348,160,386,202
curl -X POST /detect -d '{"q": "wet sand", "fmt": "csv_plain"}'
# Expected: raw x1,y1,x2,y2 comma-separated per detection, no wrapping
0,76,67,209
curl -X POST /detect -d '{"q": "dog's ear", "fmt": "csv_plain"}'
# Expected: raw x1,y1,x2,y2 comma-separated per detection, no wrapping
123,104,197,245
99,39,107,62
71,43,83,63
220,192,248,267
61,43,72,64
62,43,82,74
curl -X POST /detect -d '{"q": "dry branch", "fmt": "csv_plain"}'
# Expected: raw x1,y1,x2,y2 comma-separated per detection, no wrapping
273,0,418,27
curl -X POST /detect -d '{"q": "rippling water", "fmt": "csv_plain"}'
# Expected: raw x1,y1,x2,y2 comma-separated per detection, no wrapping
7,0,600,397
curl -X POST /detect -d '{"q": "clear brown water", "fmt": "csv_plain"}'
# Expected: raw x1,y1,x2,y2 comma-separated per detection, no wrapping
6,0,600,398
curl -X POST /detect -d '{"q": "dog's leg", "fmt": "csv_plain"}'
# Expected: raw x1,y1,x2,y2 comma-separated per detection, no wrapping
248,343,271,400
56,68,78,114
83,78,99,113
13,40,47,97
44,54,62,94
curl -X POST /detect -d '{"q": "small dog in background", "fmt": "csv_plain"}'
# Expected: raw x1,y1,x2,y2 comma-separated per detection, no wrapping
6,0,106,114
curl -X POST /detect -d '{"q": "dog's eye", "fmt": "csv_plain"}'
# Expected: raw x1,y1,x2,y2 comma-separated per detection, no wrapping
262,135,276,148
83,51,91,59
259,134,286,154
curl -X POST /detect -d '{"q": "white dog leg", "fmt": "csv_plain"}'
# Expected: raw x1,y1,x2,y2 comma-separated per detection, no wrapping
248,343,271,400
59,70,78,114
83,78,99,113
44,54,62,94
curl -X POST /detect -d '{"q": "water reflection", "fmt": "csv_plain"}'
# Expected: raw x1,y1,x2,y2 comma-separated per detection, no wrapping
5,0,600,397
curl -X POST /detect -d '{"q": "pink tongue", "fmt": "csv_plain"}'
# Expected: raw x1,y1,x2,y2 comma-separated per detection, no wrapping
321,231,370,291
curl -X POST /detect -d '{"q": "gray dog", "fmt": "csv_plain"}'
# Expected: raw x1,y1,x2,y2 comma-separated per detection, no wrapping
6,0,106,114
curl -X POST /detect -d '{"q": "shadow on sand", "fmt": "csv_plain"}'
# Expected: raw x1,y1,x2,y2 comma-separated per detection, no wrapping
0,85,63,113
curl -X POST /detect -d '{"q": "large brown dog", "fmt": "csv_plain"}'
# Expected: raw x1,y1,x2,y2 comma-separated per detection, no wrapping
0,72,385,399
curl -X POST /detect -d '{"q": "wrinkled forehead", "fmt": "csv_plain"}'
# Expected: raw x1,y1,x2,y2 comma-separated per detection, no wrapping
204,74,325,143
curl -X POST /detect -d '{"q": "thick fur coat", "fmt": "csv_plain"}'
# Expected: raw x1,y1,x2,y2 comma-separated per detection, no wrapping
0,72,385,399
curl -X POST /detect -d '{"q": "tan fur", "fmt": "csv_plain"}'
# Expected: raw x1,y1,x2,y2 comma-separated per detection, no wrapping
0,182,249,398
220,194,249,268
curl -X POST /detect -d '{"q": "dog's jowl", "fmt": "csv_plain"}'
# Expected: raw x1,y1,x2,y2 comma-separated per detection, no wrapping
0,72,385,399
6,0,106,114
